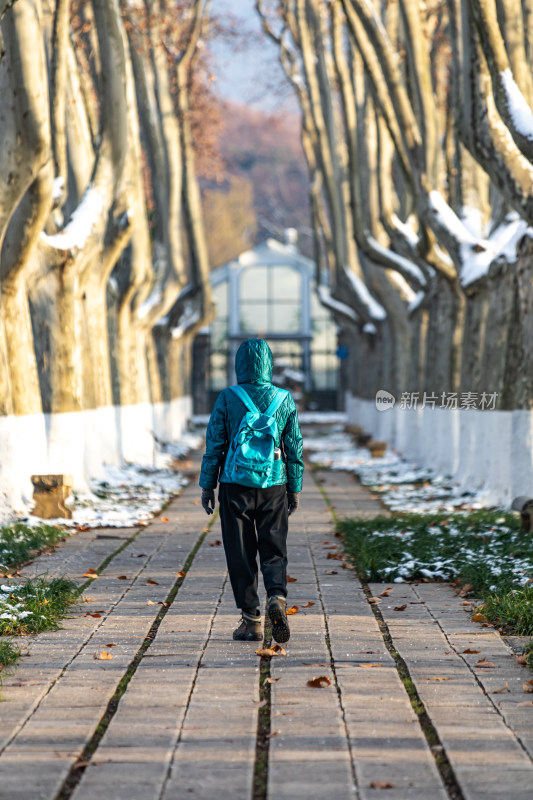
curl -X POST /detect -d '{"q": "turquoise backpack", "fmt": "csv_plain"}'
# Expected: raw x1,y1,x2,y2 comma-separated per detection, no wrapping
223,385,288,488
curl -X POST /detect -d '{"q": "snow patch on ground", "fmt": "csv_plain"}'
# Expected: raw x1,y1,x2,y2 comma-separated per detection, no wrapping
305,430,490,513
21,434,202,530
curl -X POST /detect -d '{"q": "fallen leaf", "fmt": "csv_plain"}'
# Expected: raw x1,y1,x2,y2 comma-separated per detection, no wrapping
325,569,338,575
84,612,102,619
458,583,473,597
83,568,98,578
287,575,297,582
146,578,159,585
461,648,481,654
193,500,201,505
472,613,487,623
380,588,393,597
176,571,187,577
147,600,157,605
475,658,495,668
516,654,528,665
360,663,383,668
266,677,280,684
105,643,117,648
209,540,222,547
133,553,147,558
327,552,345,560
523,680,533,693
94,651,114,660
307,676,331,688
158,601,170,607
160,517,169,523
394,604,407,611
428,677,452,681
490,683,509,694
462,600,472,606
267,730,279,738
117,575,128,580
82,597,95,603
256,645,287,658
517,701,533,706
286,606,299,615
370,781,395,789
302,602,315,608
368,597,382,604
74,761,103,769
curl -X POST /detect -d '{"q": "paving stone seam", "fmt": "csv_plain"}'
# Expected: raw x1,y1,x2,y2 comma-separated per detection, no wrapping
304,516,360,800
252,607,273,800
0,518,180,759
312,469,466,800
55,514,217,800
157,574,228,800
411,581,533,766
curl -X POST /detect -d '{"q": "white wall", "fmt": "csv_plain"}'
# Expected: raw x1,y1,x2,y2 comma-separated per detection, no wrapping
0,396,192,523
346,394,533,508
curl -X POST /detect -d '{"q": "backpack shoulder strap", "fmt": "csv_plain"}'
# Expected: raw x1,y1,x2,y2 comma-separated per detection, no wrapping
265,389,288,417
229,385,259,415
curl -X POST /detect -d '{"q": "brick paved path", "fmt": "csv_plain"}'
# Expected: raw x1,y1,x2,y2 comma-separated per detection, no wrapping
1,457,533,799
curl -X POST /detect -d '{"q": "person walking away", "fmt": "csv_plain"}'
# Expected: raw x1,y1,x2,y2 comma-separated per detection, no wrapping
199,338,304,643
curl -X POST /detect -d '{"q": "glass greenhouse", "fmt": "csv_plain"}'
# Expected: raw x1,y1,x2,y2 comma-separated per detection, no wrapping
192,234,340,413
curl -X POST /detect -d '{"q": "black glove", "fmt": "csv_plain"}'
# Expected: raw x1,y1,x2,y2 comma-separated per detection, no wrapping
201,489,215,515
287,491,300,516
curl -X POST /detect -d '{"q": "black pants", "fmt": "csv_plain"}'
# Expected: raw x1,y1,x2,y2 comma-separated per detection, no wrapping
218,483,288,612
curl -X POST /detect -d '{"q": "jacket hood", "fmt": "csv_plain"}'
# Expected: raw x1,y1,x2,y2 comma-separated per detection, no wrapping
235,339,273,385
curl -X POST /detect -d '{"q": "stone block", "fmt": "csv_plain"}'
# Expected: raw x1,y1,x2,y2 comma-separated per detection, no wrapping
31,474,73,519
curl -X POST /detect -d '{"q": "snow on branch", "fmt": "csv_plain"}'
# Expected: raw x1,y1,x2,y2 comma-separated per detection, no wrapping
138,288,163,320
317,283,359,322
429,191,533,285
171,304,201,339
344,267,387,320
386,270,419,304
390,214,420,249
499,69,533,142
40,185,104,251
366,235,427,287
428,191,479,248
461,214,531,286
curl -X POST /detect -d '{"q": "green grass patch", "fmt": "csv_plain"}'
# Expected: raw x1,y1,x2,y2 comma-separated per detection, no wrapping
0,638,21,671
0,522,67,573
339,510,533,635
480,587,533,636
339,510,525,592
0,576,79,636
525,641,533,668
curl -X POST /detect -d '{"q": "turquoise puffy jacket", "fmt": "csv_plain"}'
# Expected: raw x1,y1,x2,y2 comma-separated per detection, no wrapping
199,339,304,493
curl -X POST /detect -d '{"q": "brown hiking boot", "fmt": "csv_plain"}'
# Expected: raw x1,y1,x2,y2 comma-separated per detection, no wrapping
268,595,290,643
233,612,262,641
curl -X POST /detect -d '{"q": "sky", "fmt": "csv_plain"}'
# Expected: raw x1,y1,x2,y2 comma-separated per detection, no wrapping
210,0,298,112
